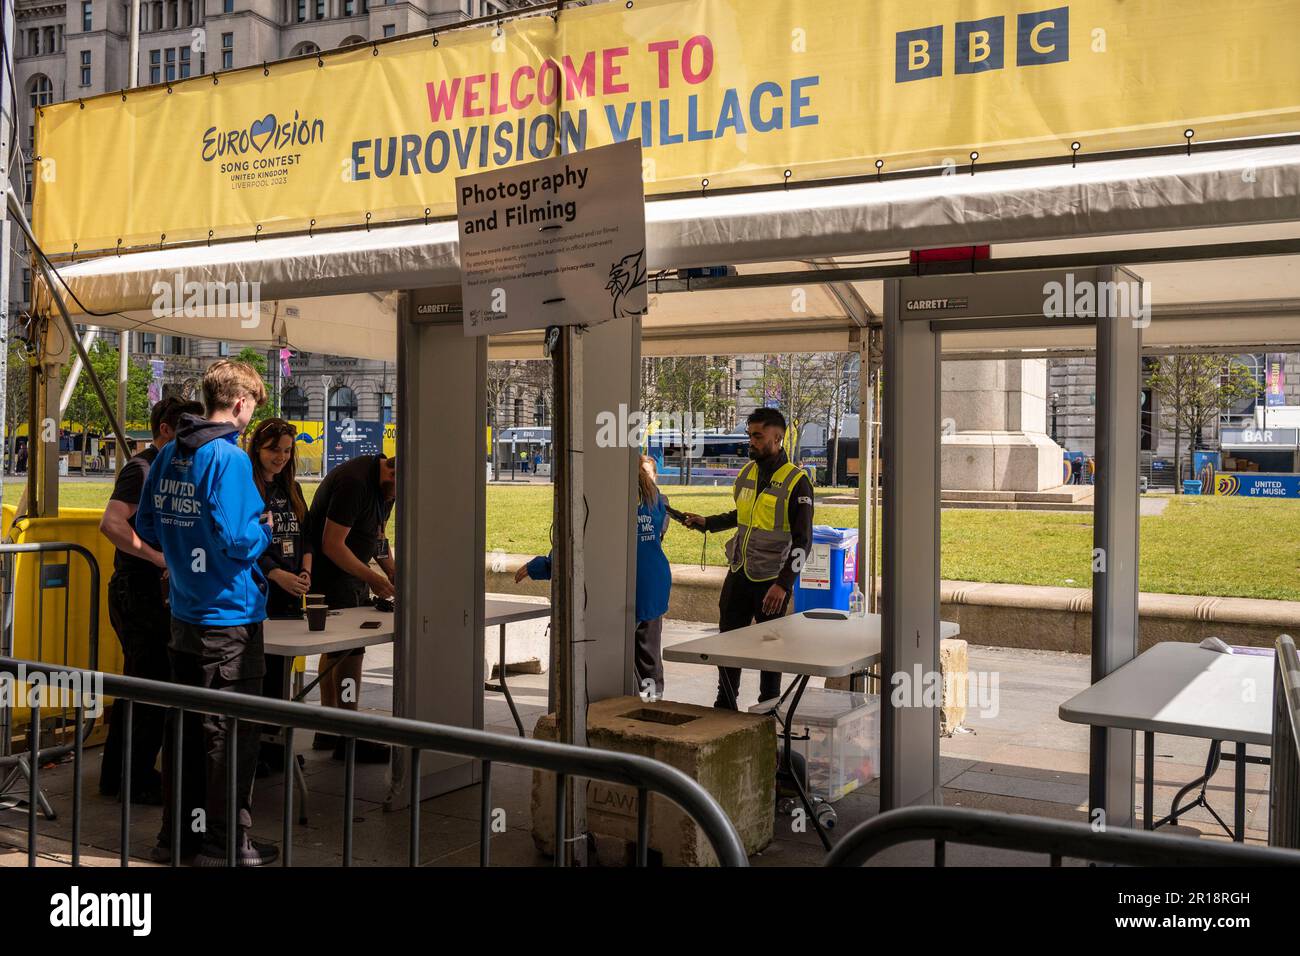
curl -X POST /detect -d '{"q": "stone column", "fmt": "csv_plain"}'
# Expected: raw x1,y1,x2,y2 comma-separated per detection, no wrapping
941,358,1065,492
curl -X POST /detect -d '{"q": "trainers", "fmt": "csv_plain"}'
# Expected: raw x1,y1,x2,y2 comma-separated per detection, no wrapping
332,738,391,764
194,836,280,867
148,840,200,864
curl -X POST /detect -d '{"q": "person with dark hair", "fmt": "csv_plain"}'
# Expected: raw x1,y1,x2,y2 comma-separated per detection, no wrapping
682,407,814,709
306,452,396,763
247,418,312,775
97,395,203,803
248,418,312,621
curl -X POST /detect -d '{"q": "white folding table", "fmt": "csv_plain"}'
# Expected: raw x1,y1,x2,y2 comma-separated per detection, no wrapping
263,607,397,823
1059,641,1275,841
664,610,961,849
484,595,551,737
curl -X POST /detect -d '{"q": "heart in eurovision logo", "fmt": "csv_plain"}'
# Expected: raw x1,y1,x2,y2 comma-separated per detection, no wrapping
249,114,276,153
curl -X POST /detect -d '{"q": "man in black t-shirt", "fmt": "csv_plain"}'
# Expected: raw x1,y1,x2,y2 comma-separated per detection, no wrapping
97,396,202,800
307,453,396,762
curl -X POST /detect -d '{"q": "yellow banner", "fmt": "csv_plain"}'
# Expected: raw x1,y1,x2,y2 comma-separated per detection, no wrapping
33,0,1300,255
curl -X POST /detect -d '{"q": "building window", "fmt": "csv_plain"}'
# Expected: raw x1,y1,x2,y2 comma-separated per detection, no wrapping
382,23,394,37
139,334,157,354
221,32,233,70
150,48,161,84
217,341,229,356
328,386,357,423
513,397,523,425
296,0,305,21
21,268,31,305
283,386,309,419
44,26,56,53
381,393,393,424
28,29,38,56
360,0,367,13
223,0,233,10
199,51,205,73
28,75,53,148
180,46,191,77
165,47,176,82
343,0,353,13
163,335,186,355
82,1,93,31
534,397,546,426
315,0,324,17
80,50,92,86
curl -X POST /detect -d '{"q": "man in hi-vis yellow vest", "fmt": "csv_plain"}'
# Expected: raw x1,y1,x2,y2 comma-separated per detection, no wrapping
684,408,814,709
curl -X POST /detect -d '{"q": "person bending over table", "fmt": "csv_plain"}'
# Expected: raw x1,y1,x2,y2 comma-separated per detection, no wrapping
307,452,396,763
681,407,813,710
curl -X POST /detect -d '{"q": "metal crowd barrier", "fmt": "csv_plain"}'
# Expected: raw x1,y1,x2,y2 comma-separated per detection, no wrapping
824,805,1300,867
0,657,748,867
0,541,101,820
1271,634,1300,849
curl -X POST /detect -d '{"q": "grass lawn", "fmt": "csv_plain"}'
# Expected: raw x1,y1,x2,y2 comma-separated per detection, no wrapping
11,480,1300,602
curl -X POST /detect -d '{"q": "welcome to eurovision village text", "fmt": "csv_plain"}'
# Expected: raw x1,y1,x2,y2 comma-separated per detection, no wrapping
348,36,819,181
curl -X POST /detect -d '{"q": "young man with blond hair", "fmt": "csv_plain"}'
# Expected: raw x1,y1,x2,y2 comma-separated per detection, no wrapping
136,360,277,866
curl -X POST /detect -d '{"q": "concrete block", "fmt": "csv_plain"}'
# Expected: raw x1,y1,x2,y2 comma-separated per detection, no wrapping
530,696,775,866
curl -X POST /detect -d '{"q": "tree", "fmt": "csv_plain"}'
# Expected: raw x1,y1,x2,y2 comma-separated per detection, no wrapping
6,337,32,475
643,356,732,485
746,353,838,464
65,339,151,474
235,347,274,429
1146,355,1260,492
486,360,526,480
824,352,858,486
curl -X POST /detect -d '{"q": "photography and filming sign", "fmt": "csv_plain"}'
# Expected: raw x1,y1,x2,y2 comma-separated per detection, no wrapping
456,140,647,336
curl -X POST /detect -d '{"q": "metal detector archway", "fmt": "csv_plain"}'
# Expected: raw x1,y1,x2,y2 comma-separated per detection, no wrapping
882,267,1143,827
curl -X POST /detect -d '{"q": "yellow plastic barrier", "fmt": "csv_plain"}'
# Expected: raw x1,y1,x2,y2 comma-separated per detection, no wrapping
4,507,121,676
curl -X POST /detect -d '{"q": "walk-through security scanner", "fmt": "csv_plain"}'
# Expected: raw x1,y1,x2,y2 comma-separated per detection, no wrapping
388,286,640,804
882,267,1143,824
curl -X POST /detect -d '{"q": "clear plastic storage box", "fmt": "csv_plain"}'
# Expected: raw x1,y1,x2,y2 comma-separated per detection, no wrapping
750,687,880,803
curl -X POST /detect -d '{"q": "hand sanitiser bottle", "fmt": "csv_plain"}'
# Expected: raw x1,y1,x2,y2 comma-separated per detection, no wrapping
849,583,865,617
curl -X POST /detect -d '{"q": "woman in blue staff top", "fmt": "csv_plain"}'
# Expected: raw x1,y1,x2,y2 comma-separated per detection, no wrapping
516,455,672,698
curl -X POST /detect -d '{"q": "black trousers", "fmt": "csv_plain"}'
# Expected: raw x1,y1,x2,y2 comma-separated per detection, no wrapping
161,620,265,852
634,617,665,696
715,570,789,709
100,572,170,795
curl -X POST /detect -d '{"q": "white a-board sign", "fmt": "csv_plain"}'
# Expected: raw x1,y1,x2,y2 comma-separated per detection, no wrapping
455,140,648,337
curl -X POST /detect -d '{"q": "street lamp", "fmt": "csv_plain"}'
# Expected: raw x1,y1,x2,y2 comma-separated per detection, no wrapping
1050,391,1060,444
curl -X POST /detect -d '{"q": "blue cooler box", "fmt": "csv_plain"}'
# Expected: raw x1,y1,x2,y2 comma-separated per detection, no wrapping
794,526,859,613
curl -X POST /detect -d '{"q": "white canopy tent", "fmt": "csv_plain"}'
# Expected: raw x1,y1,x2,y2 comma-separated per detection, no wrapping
38,141,1300,360
28,136,1300,819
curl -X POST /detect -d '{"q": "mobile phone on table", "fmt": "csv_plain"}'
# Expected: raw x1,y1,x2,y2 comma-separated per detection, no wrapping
360,620,382,630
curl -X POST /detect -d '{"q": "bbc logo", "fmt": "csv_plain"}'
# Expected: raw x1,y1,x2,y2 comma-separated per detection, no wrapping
895,6,1070,83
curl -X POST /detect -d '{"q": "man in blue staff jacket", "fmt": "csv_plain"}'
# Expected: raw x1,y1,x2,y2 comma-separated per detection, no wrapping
135,359,277,867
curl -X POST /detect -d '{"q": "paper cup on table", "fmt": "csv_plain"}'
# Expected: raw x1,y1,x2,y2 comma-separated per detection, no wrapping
306,605,328,632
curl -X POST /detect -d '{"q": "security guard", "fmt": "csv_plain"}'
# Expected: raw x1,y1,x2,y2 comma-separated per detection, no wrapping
683,408,814,709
